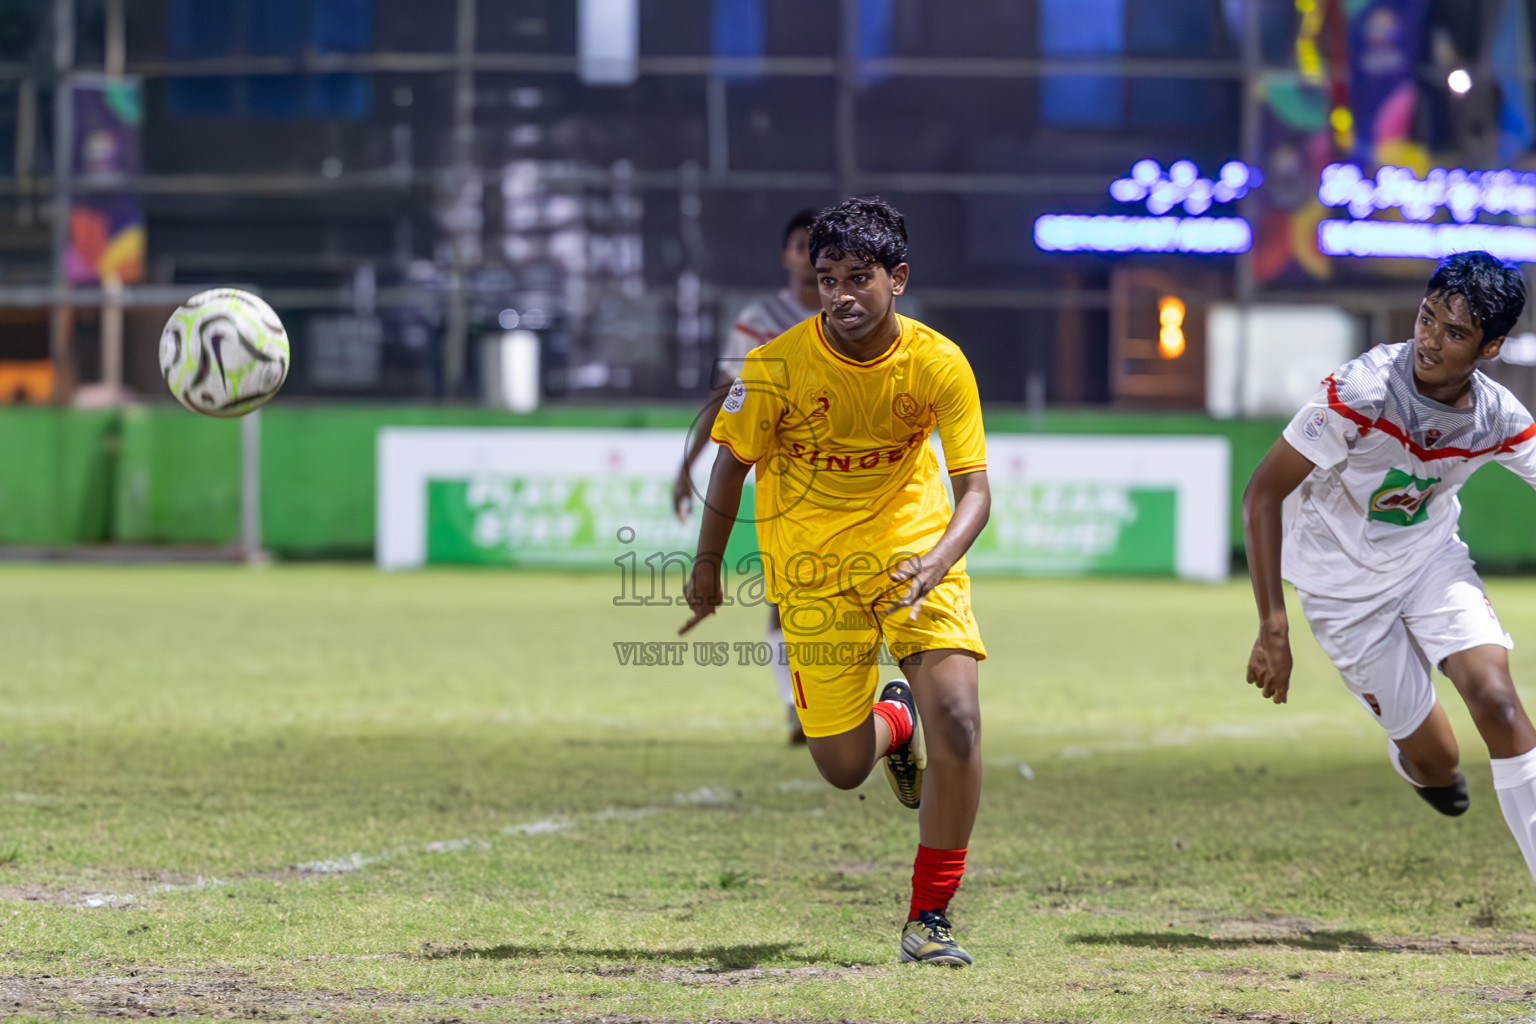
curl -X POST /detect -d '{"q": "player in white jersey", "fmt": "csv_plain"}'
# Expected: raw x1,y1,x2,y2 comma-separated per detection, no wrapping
1244,251,1536,885
673,209,821,743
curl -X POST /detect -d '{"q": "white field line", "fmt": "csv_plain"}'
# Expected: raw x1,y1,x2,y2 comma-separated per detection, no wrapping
290,789,742,879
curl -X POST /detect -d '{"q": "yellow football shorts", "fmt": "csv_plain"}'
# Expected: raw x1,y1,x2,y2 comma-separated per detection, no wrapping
778,570,986,738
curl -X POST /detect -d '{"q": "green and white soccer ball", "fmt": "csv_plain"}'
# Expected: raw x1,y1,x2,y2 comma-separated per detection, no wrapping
159,288,290,417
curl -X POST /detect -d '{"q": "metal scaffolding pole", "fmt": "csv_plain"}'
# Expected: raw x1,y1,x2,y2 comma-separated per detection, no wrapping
123,52,1252,81
835,0,859,200
1232,0,1263,418
98,0,126,405
48,0,74,405
442,0,476,398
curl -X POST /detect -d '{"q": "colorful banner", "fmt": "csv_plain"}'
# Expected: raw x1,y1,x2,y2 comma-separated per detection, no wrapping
1347,0,1426,165
1252,76,1333,284
66,76,144,285
379,429,1230,582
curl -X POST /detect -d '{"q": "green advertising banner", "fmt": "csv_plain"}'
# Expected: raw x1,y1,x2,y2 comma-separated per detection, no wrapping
425,475,1174,576
380,429,1229,581
966,482,1177,576
426,476,758,569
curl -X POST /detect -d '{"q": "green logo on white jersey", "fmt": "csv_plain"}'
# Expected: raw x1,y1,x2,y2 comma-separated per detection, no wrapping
1368,468,1441,526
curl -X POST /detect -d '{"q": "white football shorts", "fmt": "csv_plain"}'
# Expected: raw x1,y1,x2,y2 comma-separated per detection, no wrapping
1296,545,1513,740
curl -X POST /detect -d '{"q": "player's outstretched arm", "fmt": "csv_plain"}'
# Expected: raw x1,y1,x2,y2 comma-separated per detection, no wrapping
883,470,991,621
1241,438,1315,704
680,446,753,635
673,384,731,522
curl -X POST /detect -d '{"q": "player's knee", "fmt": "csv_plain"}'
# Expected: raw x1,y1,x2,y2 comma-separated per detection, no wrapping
807,744,871,790
1465,678,1526,733
928,694,980,759
1408,742,1459,778
814,759,869,790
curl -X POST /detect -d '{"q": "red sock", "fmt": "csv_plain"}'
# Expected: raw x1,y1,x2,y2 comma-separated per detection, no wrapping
909,845,966,920
870,699,912,755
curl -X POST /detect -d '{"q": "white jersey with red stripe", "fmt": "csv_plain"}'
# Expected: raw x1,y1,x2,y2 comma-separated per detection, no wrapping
717,288,819,380
1281,340,1536,599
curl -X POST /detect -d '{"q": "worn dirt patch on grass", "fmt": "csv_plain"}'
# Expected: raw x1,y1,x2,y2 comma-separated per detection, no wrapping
0,968,535,1019
586,964,874,987
0,967,1027,1022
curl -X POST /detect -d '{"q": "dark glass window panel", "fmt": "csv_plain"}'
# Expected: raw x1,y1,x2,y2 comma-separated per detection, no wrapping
766,0,836,56
920,308,1032,403
145,78,382,169
1127,0,1224,57
169,78,240,117
0,0,44,61
726,77,834,172
1039,0,1125,127
641,0,712,55
169,0,237,56
375,0,455,51
856,79,1036,174
471,74,707,170
1259,2,1301,66
1040,0,1124,55
475,0,577,55
314,0,373,52
1129,78,1235,129
246,0,307,56
1042,77,1124,128
693,189,833,286
887,0,1031,58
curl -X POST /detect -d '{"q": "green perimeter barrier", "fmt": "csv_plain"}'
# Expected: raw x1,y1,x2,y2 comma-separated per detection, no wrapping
5,405,1536,566
0,408,117,545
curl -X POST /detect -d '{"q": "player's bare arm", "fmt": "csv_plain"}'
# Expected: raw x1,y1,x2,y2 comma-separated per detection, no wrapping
679,446,753,635
883,471,991,621
673,382,732,521
1241,438,1316,704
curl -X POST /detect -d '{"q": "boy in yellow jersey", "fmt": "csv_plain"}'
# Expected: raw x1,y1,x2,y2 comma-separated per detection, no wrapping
680,197,990,966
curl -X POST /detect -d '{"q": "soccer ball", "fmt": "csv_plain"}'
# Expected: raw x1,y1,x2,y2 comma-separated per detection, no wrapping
159,288,290,417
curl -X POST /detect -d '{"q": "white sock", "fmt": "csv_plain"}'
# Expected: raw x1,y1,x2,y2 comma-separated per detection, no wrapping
1387,738,1422,788
1490,747,1536,885
766,625,794,710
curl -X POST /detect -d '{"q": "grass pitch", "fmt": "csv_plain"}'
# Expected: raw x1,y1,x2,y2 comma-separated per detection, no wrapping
2,566,1536,1023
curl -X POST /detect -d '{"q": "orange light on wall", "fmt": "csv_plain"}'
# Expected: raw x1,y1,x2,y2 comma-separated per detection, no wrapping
1158,296,1186,359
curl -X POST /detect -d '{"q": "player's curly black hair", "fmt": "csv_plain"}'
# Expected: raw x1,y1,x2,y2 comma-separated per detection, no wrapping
1426,251,1527,344
808,196,909,272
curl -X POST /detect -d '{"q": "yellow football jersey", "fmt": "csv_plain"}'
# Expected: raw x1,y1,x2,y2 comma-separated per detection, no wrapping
710,313,987,603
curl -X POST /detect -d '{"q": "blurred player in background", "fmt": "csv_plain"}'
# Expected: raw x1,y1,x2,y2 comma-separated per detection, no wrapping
680,197,990,966
674,208,821,744
1244,250,1536,886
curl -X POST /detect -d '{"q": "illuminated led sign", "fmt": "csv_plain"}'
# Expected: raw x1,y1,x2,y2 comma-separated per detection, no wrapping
1319,163,1536,222
1035,159,1259,255
1316,162,1536,262
1318,220,1536,262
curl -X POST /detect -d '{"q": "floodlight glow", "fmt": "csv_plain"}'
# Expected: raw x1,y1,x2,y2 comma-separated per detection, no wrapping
1317,219,1536,262
1448,68,1472,94
1035,215,1252,254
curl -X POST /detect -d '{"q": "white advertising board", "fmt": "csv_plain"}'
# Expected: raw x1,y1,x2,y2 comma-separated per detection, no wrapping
377,428,1230,581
